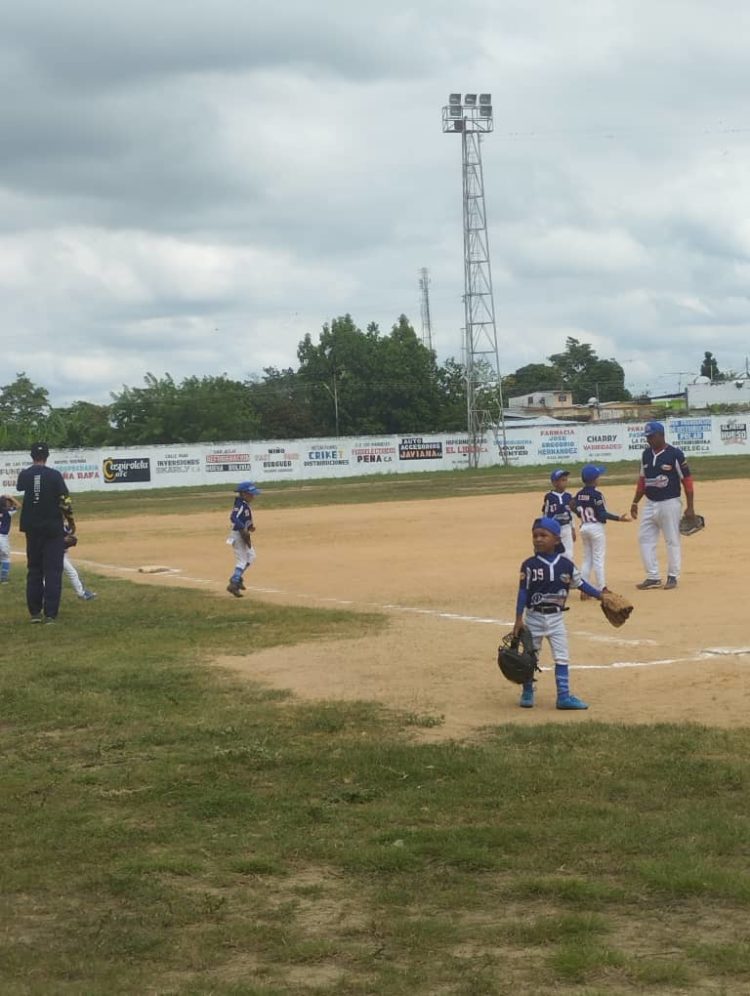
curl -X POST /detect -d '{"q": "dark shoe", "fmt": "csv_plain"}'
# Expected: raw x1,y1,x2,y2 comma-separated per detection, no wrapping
42,616,56,625
30,613,43,624
238,579,246,590
636,578,662,590
80,590,97,600
227,582,243,598
664,576,678,590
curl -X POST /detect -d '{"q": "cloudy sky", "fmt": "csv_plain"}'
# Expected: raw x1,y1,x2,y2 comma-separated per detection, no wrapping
2,0,750,407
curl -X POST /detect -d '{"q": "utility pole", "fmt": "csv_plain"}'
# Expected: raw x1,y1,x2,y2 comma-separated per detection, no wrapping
442,93,507,467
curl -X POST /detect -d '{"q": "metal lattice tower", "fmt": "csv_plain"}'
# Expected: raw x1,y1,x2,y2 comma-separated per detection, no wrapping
418,268,433,351
442,92,507,466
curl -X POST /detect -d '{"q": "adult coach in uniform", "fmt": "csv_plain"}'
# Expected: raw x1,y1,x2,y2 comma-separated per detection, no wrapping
629,420,698,591
16,442,70,623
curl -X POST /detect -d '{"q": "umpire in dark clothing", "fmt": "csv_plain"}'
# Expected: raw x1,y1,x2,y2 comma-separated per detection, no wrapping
16,442,69,623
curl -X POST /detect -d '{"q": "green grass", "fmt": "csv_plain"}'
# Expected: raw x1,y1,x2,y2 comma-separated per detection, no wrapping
2,573,750,993
67,453,750,520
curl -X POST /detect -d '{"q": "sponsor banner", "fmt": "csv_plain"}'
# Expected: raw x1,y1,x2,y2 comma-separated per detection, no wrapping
350,439,397,473
578,425,627,461
668,417,712,455
301,442,351,478
154,449,202,478
254,443,301,476
442,435,487,470
0,453,28,491
398,436,444,462
625,424,647,453
715,415,748,452
103,456,151,484
204,447,252,475
535,426,579,461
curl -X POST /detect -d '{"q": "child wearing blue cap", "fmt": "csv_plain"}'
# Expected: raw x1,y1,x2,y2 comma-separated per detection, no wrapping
513,517,603,710
572,465,630,598
227,482,261,597
541,469,576,558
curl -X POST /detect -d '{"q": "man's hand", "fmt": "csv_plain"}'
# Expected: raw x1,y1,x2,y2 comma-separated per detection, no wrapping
630,503,639,520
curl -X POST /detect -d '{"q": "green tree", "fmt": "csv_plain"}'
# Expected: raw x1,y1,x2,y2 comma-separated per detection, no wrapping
546,338,630,404
700,351,723,381
246,367,317,440
502,363,560,399
0,373,52,449
109,373,260,445
53,401,113,448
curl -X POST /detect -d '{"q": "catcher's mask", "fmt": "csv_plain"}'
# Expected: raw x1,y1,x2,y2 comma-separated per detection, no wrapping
497,629,540,685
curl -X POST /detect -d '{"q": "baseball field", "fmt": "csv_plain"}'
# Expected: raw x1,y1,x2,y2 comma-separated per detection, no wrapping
2,461,750,993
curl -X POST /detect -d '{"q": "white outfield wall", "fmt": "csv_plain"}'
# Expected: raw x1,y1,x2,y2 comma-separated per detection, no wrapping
0,415,747,494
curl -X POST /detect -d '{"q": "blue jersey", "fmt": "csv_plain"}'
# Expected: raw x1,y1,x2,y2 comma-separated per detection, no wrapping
230,497,254,532
0,507,14,535
573,485,620,525
517,552,585,614
542,489,574,526
640,444,690,501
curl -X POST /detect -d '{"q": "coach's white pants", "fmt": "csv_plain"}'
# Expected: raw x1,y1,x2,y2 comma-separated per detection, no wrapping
639,497,682,580
524,610,569,666
579,521,606,589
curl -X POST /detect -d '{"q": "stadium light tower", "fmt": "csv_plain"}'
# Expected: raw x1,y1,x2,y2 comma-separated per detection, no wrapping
442,92,507,466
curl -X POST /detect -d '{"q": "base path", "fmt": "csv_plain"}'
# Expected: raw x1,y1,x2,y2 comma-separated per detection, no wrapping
72,480,749,740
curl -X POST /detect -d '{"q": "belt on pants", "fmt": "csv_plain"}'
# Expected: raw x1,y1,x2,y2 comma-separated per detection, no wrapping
530,606,564,615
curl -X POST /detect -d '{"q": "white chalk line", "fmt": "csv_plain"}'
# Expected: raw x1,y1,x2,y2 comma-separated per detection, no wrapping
14,551,750,670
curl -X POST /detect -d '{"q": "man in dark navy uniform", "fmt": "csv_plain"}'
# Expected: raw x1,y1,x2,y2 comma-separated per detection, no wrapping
16,442,70,623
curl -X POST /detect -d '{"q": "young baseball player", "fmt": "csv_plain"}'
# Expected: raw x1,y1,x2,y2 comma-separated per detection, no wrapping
572,465,629,597
541,469,576,558
227,481,261,598
63,522,96,601
0,494,21,583
514,517,603,710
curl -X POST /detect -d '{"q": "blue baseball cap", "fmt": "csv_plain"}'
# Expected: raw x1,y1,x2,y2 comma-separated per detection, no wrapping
533,516,561,537
550,468,569,482
236,481,261,494
581,464,606,483
644,420,665,436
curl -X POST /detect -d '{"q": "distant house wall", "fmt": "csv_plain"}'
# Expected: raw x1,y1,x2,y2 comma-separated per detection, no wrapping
687,380,750,409
508,390,572,410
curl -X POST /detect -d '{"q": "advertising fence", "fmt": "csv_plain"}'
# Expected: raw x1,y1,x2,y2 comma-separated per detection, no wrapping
1,415,747,494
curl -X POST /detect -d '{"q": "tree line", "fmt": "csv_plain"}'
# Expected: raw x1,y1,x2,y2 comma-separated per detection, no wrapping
1,315,633,449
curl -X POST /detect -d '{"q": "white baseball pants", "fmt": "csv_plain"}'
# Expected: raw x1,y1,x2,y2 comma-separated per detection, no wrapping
524,610,569,666
639,497,682,580
64,554,85,597
579,521,606,589
0,533,10,566
560,523,575,560
228,533,256,571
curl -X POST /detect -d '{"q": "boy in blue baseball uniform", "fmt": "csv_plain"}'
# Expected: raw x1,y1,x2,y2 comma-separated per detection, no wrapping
227,481,261,598
572,464,629,596
513,517,603,710
542,468,576,558
0,494,21,583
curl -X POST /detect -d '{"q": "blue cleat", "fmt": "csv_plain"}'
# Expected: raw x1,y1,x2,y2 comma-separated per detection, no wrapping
519,686,535,709
556,694,589,711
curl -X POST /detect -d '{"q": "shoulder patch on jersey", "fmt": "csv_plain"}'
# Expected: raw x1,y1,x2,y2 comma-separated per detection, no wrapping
561,573,572,584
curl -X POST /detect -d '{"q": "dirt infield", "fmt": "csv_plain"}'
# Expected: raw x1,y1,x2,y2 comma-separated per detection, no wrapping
68,480,749,739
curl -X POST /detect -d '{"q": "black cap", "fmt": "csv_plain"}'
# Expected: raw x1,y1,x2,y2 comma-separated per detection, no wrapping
30,442,50,460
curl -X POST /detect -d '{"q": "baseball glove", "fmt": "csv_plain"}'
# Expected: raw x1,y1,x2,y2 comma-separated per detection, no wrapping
679,512,705,536
600,590,634,628
64,533,78,549
497,627,540,684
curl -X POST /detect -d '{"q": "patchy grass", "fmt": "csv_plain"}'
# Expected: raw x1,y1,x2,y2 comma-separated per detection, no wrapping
2,575,750,993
